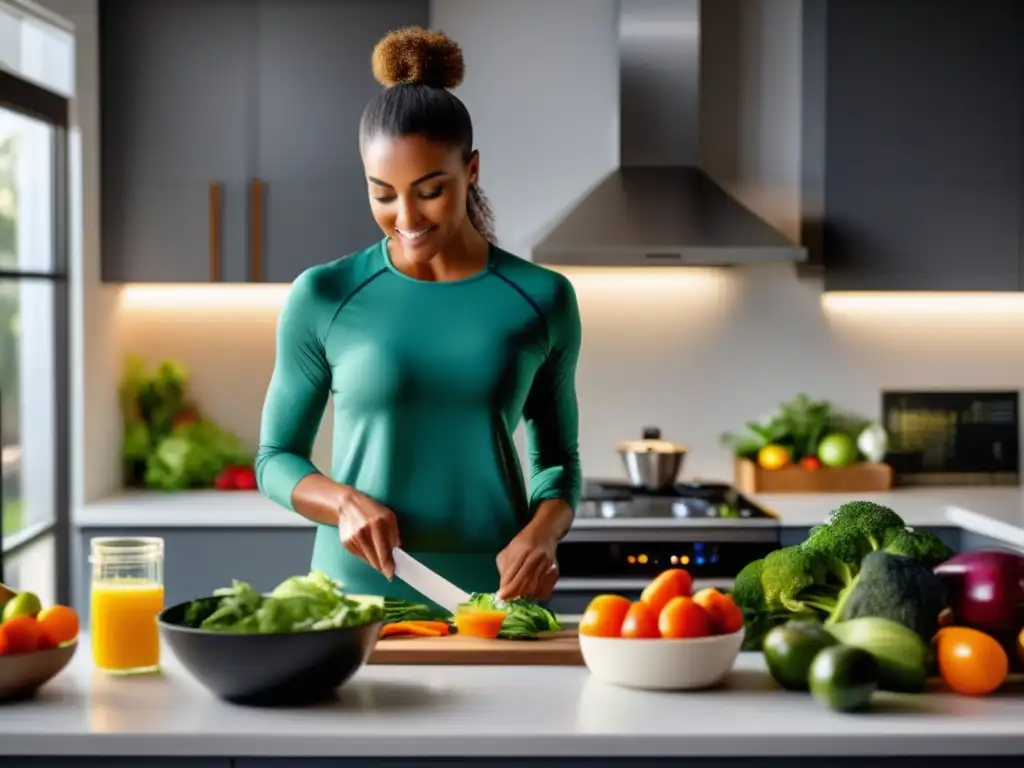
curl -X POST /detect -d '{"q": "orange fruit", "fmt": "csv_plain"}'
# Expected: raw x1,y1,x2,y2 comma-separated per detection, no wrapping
757,444,791,470
693,588,744,635
579,595,632,638
0,630,7,655
658,596,712,639
936,626,1008,696
37,605,80,646
620,601,661,639
0,616,41,654
640,569,693,614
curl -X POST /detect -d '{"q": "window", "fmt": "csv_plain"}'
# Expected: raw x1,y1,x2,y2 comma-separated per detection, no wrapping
0,0,72,605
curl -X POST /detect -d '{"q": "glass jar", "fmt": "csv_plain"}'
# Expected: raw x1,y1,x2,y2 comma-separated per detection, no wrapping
89,536,165,675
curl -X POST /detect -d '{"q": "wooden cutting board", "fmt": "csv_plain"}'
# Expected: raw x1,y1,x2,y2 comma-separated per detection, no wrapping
368,628,584,666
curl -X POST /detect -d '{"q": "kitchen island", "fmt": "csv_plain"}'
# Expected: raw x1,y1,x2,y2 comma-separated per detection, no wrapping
1,638,1023,766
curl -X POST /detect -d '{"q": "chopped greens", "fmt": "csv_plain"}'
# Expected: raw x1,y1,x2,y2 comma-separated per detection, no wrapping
464,593,562,639
381,595,562,639
182,571,384,634
383,598,450,625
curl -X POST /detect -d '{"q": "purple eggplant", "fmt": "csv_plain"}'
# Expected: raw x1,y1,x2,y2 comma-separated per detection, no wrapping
933,548,1024,635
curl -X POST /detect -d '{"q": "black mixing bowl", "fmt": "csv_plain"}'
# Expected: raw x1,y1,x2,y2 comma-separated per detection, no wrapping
158,596,384,706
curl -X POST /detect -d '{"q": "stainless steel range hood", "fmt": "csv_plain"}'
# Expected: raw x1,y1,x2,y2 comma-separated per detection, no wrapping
531,0,806,268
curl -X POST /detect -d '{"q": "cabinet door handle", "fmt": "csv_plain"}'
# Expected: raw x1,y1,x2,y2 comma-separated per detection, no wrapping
249,177,264,282
208,181,223,282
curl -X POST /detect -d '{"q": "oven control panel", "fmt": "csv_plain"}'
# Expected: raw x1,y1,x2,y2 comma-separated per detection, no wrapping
557,540,779,580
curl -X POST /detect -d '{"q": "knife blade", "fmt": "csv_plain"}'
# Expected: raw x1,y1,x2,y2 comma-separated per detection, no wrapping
391,548,471,615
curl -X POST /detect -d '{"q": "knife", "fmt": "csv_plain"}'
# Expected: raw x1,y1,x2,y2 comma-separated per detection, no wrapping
391,548,471,615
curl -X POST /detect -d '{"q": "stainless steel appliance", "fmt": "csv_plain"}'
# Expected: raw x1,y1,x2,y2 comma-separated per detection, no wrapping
616,426,688,490
549,479,780,617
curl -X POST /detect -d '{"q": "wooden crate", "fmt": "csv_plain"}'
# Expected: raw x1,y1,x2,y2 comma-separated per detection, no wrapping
734,458,894,494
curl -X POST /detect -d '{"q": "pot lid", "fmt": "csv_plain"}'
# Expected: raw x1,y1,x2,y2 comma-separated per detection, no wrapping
616,427,687,453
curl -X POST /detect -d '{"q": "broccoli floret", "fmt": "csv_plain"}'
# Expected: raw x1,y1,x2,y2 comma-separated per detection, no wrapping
731,558,766,612
881,527,953,567
760,545,836,614
826,550,948,640
808,500,906,551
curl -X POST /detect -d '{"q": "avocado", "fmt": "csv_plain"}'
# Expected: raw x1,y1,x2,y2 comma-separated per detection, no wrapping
762,619,838,691
809,645,879,713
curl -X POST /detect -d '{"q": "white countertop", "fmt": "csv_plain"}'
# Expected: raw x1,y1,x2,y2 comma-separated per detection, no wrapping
74,487,1024,550
2,638,1024,758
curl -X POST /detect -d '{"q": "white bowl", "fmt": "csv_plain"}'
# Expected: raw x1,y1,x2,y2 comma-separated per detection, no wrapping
579,629,744,690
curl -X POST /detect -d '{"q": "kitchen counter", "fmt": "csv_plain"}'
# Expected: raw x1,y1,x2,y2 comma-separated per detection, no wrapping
2,638,1023,762
74,487,1024,550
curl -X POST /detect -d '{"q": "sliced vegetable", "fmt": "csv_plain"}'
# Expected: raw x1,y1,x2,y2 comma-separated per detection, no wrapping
762,618,837,691
809,645,878,713
454,609,507,639
826,616,930,693
463,593,561,639
380,621,449,638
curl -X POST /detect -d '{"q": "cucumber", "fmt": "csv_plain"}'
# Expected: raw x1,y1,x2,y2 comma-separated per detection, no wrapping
809,645,878,713
826,616,930,693
762,619,839,691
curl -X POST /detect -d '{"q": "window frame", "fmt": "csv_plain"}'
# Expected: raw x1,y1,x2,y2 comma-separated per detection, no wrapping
0,64,71,608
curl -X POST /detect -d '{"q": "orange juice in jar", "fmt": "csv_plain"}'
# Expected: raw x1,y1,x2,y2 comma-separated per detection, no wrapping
89,537,165,674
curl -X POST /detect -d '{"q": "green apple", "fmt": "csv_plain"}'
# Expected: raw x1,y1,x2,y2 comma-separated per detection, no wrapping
2,591,42,622
817,433,858,468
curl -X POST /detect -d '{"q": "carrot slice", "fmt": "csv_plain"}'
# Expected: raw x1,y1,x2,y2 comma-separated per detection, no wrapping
379,621,450,638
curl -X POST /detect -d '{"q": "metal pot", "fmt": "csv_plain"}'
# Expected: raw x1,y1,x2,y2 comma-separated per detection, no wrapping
616,427,688,490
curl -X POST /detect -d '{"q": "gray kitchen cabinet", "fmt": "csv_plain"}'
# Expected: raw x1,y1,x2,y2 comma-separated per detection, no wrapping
803,0,1023,291
100,0,429,285
254,0,429,283
100,0,255,283
73,527,317,626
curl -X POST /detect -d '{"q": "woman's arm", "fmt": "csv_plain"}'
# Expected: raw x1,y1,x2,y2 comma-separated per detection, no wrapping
254,269,399,575
255,270,338,524
521,275,583,540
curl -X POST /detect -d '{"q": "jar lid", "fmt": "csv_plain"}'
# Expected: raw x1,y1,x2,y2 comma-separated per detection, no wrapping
89,536,164,562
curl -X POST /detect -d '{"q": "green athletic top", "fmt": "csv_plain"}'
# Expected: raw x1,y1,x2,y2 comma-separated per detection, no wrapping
255,237,582,608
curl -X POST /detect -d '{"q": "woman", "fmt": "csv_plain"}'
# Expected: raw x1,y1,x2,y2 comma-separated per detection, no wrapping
255,28,582,609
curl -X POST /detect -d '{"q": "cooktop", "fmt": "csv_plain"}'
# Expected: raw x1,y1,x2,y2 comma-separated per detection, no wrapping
576,479,777,521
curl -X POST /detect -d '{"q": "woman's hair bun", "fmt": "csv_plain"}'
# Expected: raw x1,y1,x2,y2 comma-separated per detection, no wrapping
371,27,465,90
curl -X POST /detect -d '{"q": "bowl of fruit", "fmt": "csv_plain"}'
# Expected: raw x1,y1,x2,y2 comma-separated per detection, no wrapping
578,569,745,690
0,584,80,703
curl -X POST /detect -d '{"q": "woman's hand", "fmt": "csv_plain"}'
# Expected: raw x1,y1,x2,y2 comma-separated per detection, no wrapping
336,488,401,578
496,524,560,602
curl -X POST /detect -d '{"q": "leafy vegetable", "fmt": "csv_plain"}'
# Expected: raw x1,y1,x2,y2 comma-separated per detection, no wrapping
144,418,251,491
383,598,450,625
826,550,948,641
464,593,561,639
731,500,953,649
720,393,867,462
119,355,253,491
183,571,384,634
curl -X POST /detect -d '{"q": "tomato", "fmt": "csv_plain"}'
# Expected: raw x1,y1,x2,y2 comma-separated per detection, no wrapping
37,605,79,646
620,601,660,639
579,595,631,638
0,616,41,654
658,596,712,639
936,626,1009,696
640,569,693,614
692,588,744,635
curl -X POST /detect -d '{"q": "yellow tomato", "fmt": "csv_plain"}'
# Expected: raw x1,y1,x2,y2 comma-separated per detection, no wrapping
758,444,791,470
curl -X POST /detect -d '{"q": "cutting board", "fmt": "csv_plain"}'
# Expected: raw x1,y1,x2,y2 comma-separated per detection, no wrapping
368,628,584,666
